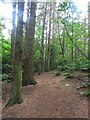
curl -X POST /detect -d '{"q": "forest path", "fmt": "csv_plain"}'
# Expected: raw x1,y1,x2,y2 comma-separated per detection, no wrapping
3,71,88,118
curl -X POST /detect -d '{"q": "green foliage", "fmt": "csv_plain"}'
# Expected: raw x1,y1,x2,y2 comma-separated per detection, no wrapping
0,21,11,82
80,90,90,96
57,65,66,71
2,73,12,81
56,63,75,78
2,38,11,64
55,71,61,76
82,81,90,87
74,56,88,71
2,64,12,73
2,38,11,82
64,72,73,78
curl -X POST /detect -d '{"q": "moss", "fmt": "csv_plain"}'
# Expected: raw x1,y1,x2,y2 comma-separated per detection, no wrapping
5,97,23,107
6,62,23,106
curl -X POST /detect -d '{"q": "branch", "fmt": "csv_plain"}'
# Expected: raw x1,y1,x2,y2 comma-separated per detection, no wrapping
62,21,89,60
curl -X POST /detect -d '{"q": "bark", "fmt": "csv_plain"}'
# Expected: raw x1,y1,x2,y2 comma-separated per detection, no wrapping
23,1,37,86
7,2,24,106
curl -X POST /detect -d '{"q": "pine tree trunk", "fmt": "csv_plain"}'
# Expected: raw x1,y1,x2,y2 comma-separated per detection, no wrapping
23,2,37,86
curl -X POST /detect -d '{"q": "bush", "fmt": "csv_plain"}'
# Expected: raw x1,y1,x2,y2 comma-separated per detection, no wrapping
55,71,61,76
2,64,12,73
80,91,90,96
2,73,12,82
56,63,75,78
64,72,73,78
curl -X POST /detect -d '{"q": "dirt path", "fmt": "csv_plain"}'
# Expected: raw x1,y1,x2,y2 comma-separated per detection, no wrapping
2,71,88,118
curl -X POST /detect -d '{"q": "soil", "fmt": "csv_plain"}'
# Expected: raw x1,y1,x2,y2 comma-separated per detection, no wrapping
2,71,88,118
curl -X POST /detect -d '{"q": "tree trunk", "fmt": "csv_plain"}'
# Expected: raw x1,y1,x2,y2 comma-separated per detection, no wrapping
11,2,16,64
83,18,87,53
88,1,90,75
40,3,47,73
71,45,74,62
57,21,63,55
7,2,24,106
50,3,55,70
47,3,52,71
23,1,37,86
71,12,74,63
45,16,48,71
62,27,65,57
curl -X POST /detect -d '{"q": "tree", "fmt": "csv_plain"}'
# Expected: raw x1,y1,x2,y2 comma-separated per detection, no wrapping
40,3,47,73
11,2,16,63
23,1,37,86
7,2,24,106
46,3,52,71
88,2,90,58
88,1,90,76
45,13,48,71
50,3,56,70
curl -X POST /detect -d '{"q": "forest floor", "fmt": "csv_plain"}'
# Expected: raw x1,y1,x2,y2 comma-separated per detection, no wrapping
2,70,89,118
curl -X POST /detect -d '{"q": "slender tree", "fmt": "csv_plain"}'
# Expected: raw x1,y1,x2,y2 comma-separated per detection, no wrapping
47,3,52,71
11,2,16,63
50,3,56,70
83,18,87,53
88,1,90,75
45,13,48,71
57,10,63,56
40,3,47,72
62,27,65,57
71,12,74,62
